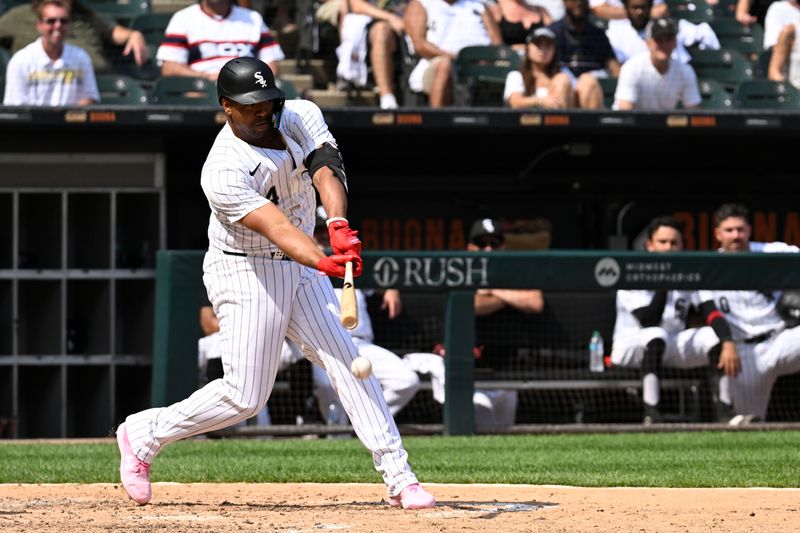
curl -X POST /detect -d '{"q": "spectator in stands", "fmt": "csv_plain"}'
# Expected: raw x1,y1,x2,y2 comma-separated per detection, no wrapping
0,0,149,74
764,1,800,51
550,0,619,108
403,0,503,107
708,203,800,423
504,27,574,109
613,17,701,110
404,218,543,430
335,0,407,109
610,216,740,425
767,23,800,88
590,0,666,22
738,0,778,27
157,0,285,81
3,0,99,106
606,0,720,65
487,0,553,52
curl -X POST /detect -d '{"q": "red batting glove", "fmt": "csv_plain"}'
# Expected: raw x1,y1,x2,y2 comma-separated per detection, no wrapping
328,219,362,257
316,254,363,278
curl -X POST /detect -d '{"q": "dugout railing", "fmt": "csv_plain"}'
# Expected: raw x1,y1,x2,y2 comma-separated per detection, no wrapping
152,250,800,436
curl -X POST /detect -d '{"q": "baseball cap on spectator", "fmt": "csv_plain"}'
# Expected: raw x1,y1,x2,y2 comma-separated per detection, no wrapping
525,26,556,45
645,17,678,40
469,218,505,248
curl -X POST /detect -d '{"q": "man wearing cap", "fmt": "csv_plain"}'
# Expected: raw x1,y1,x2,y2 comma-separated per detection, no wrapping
468,218,544,315
606,0,720,65
404,218,543,429
613,17,701,110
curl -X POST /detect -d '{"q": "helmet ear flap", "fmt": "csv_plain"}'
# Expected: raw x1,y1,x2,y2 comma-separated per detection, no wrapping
272,98,286,128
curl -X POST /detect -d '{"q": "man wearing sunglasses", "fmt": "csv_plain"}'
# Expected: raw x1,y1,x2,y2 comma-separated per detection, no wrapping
3,0,99,105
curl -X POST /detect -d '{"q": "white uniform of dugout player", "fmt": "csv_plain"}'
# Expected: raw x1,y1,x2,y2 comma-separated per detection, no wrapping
313,288,421,423
707,203,800,421
115,57,435,510
612,216,739,423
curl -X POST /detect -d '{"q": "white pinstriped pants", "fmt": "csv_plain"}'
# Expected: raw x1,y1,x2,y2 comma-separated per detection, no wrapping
124,251,418,495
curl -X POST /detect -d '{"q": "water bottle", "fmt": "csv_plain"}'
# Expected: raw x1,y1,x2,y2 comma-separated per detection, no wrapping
589,330,605,373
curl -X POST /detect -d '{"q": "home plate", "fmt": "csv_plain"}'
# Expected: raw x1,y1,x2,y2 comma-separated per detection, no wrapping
427,502,557,517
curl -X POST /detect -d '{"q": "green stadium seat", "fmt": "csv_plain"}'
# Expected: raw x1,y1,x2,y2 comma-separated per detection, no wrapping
689,47,753,92
129,12,173,49
734,79,800,109
753,47,771,78
598,76,617,109
96,73,149,105
712,0,738,18
453,45,522,107
152,75,218,106
710,19,764,62
664,0,715,24
85,0,150,25
697,77,733,108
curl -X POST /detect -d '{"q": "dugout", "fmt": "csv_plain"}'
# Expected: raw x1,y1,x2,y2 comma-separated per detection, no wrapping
2,106,800,437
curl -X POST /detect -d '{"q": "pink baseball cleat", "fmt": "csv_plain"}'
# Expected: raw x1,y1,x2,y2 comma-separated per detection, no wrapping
116,422,152,505
388,483,436,510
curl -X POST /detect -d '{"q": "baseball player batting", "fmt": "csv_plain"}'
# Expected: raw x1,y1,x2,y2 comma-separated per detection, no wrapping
707,203,800,422
115,57,435,510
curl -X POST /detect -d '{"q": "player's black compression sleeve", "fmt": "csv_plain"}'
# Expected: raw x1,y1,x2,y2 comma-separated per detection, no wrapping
631,289,668,327
699,300,733,341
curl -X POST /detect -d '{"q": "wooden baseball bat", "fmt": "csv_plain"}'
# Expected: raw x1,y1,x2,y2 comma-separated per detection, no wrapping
340,261,358,329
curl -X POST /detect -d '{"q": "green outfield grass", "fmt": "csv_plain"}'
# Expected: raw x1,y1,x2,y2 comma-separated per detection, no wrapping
1,432,799,487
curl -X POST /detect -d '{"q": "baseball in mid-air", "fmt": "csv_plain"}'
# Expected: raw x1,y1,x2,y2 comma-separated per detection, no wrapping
351,357,372,379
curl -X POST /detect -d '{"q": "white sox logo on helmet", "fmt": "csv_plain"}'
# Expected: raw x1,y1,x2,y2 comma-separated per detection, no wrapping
254,72,268,87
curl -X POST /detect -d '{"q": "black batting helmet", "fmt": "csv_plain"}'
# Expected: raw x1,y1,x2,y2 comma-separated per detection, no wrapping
216,57,286,105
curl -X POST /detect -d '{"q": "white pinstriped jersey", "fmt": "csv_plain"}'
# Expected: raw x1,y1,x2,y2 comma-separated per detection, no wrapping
156,4,284,74
709,241,800,341
613,289,700,339
201,99,337,255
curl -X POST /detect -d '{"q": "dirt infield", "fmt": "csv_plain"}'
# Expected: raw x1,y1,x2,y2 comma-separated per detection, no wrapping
1,483,798,532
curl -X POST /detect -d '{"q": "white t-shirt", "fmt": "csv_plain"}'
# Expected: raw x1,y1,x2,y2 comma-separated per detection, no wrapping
502,68,572,104
763,1,800,49
201,99,336,255
408,0,492,92
606,18,720,65
613,51,701,109
157,4,285,74
3,38,99,106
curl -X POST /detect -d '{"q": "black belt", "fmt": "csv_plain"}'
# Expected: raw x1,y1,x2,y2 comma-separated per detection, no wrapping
221,250,292,261
744,329,779,344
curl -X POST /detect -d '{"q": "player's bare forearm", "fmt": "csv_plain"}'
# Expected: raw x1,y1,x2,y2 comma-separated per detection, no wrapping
241,203,325,267
474,291,507,316
492,289,544,314
312,166,348,220
717,340,741,377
